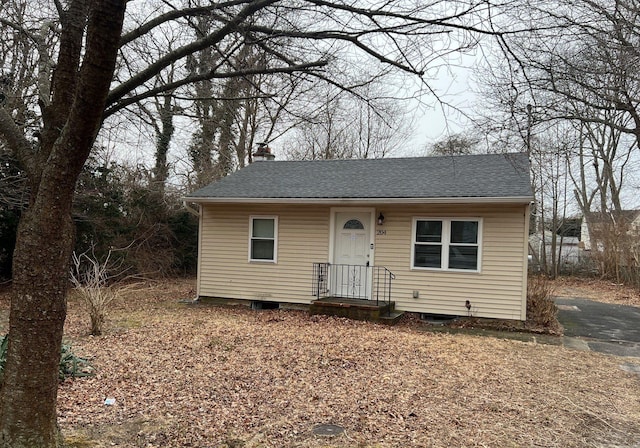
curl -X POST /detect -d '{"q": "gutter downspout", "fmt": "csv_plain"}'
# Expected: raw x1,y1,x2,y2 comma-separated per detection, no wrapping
182,200,200,217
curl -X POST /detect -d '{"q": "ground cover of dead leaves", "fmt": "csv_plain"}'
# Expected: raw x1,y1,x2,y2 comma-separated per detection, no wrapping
552,276,640,307
35,279,635,448
1,280,639,447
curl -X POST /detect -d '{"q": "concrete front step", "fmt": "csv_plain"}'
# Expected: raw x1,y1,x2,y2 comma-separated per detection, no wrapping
377,310,405,325
309,297,402,324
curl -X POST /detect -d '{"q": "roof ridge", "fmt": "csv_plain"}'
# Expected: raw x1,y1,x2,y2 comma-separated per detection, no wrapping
257,152,527,164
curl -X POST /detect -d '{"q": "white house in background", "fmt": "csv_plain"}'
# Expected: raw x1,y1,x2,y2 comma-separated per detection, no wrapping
528,231,582,266
186,152,534,321
581,210,640,251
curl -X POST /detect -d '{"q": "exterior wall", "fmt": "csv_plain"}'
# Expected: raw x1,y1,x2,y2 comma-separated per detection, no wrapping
582,213,640,252
529,232,583,266
198,204,330,305
372,204,528,320
197,202,529,320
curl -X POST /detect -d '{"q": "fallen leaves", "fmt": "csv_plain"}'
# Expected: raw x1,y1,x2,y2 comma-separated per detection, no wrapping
0,280,636,446
50,279,640,447
552,276,640,306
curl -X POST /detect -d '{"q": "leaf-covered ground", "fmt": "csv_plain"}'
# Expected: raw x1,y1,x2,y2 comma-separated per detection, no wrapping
40,280,638,447
552,276,640,307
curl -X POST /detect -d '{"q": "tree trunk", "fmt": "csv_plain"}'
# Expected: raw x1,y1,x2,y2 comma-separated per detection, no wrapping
154,93,175,194
0,1,127,445
0,186,75,447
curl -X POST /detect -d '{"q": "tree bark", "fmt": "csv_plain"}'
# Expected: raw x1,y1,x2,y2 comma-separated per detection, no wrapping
154,93,175,194
0,186,75,447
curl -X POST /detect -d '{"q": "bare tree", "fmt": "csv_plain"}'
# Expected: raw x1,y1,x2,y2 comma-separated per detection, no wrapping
286,83,413,160
0,1,517,445
473,68,575,276
533,129,573,278
134,83,179,195
0,2,127,446
496,0,640,149
475,0,640,277
428,132,481,156
488,0,640,279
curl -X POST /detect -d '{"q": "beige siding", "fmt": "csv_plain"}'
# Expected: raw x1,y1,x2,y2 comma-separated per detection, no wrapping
197,202,529,320
373,204,528,320
198,204,330,304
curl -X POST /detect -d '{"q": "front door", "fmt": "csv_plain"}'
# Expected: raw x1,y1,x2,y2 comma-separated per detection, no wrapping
333,212,372,299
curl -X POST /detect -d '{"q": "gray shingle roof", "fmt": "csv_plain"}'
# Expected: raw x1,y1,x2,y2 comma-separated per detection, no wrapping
187,152,533,201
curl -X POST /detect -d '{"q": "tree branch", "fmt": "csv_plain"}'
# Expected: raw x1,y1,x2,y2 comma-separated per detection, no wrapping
0,107,36,178
119,0,255,46
105,61,327,117
0,18,39,44
107,0,280,107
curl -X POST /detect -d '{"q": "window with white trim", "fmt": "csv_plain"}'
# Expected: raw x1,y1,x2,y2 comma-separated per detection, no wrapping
249,216,278,262
412,218,481,271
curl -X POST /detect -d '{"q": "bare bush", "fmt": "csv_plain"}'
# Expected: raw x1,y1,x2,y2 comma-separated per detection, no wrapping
587,213,640,287
69,250,129,336
527,275,558,329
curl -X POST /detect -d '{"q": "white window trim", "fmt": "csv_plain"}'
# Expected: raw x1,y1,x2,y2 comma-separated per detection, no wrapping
248,215,278,263
411,217,483,273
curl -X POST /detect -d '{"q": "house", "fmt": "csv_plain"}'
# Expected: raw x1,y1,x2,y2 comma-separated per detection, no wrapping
185,152,533,321
581,210,640,251
528,231,583,268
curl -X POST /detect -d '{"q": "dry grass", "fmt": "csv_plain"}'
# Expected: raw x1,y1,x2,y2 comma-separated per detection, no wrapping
0,280,639,447
52,280,640,447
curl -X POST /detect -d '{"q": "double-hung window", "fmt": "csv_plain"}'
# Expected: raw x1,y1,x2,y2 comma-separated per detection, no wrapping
412,218,481,271
249,216,278,262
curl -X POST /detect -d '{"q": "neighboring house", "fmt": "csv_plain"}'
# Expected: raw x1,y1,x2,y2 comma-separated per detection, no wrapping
581,210,640,251
186,152,533,320
529,231,582,267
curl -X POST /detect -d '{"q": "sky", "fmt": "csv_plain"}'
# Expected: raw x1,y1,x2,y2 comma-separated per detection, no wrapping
389,52,481,157
101,58,480,167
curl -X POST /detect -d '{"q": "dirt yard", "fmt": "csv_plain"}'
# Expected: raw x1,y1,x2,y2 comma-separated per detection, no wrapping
1,279,639,447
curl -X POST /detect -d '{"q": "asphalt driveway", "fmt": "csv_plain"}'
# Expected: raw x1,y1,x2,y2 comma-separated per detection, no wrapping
555,297,640,358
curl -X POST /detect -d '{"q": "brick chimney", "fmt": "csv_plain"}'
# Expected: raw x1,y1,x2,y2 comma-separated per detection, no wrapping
252,142,275,162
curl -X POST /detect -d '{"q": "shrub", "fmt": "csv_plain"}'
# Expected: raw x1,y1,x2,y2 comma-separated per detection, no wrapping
70,249,126,336
527,275,558,328
59,342,94,380
0,335,93,382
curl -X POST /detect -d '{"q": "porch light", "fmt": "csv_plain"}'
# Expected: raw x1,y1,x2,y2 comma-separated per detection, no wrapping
377,212,385,225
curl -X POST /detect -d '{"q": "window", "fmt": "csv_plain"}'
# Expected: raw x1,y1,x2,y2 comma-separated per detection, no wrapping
343,219,364,229
249,216,277,262
412,218,481,271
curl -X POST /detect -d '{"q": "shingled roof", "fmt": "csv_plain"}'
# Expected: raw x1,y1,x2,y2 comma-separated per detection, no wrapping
186,152,533,203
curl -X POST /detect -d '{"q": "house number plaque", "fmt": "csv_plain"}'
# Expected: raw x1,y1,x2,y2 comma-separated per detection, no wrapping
376,230,387,236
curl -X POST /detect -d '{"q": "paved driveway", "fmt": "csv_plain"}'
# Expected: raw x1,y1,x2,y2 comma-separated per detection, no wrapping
555,297,640,358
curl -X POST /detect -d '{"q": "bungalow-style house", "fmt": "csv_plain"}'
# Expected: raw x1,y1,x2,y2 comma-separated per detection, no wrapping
186,152,533,321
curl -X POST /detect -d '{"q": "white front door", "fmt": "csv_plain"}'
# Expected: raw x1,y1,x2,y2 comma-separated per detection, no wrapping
333,211,372,299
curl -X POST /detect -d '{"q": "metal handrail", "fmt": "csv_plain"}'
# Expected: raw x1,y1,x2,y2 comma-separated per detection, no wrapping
312,263,395,309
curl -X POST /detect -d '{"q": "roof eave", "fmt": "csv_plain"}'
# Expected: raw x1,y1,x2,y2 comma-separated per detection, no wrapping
183,196,534,205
